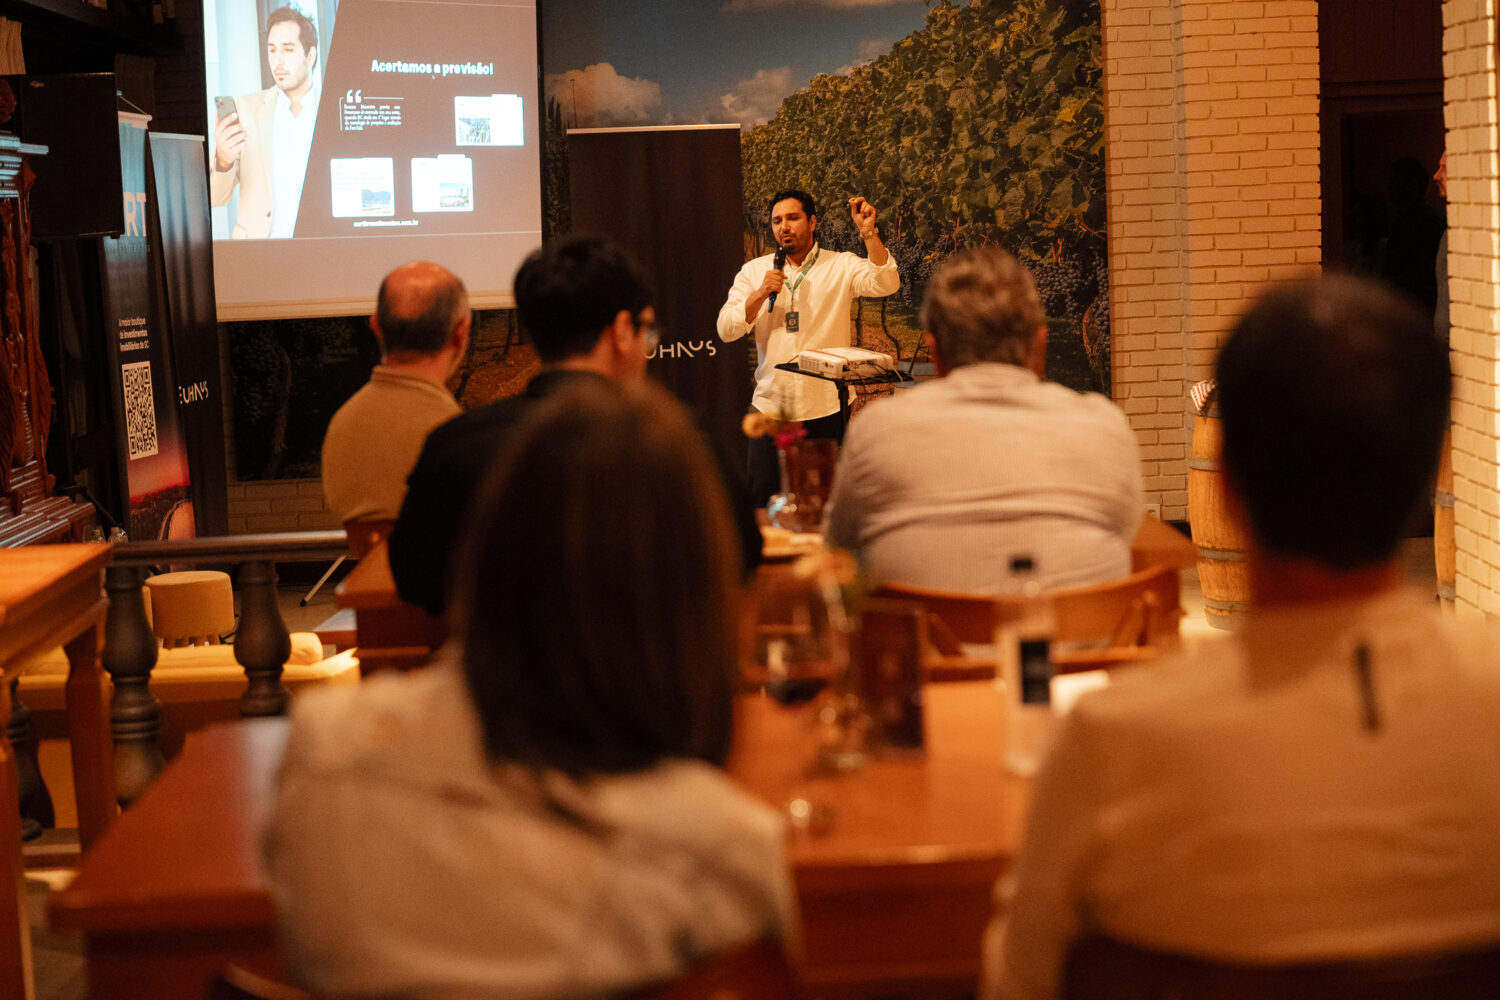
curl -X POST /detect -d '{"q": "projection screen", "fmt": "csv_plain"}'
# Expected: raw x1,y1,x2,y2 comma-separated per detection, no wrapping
203,0,541,320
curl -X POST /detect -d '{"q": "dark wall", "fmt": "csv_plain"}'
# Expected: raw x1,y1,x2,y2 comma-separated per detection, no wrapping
1320,0,1445,285
151,0,208,134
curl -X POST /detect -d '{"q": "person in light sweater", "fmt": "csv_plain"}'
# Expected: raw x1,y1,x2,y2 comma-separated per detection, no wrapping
319,260,468,523
824,246,1142,593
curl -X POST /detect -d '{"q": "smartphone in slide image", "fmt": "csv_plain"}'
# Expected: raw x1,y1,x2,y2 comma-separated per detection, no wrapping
214,95,238,121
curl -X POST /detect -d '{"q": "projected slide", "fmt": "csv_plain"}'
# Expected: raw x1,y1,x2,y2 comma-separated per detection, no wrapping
202,0,541,318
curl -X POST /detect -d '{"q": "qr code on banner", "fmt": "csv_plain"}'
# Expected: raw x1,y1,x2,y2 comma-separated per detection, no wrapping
121,361,159,460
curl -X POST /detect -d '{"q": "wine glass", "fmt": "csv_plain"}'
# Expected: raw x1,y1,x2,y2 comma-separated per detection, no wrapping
750,556,869,778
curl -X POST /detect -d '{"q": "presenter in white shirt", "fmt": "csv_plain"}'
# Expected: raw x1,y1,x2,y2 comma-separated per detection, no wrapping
716,189,900,505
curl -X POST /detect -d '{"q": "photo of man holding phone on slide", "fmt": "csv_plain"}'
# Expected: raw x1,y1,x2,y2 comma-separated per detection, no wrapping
211,5,321,239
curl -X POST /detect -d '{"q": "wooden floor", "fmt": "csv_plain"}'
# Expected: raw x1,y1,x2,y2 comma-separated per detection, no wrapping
24,537,1440,999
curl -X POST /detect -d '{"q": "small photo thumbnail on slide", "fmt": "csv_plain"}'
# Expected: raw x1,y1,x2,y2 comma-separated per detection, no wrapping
331,158,397,218
455,94,524,147
413,154,474,213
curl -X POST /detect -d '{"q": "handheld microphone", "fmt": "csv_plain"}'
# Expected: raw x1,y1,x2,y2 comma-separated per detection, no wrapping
768,248,787,310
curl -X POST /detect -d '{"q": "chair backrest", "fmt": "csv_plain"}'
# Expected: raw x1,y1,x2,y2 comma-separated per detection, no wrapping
1062,933,1500,1000
1051,565,1183,651
619,937,802,1000
869,582,1011,649
344,518,396,559
872,566,1184,678
210,964,320,1000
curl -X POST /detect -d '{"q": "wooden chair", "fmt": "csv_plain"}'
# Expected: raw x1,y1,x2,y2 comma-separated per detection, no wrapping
213,938,799,1000
210,965,320,1000
310,518,398,650
866,582,1015,682
872,565,1184,680
344,517,397,559
1062,933,1500,1000
1051,564,1183,672
620,937,803,1000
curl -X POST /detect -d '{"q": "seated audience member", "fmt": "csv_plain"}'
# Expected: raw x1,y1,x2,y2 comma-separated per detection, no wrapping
320,261,468,522
823,246,1143,592
266,379,798,998
389,235,758,616
983,275,1500,1000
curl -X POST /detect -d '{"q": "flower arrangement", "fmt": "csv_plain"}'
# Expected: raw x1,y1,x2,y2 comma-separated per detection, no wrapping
741,411,807,450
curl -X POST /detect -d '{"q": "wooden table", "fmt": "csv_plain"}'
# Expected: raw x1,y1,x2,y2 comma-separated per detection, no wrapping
48,719,284,1000
50,683,1023,999
731,682,1025,996
1,543,115,1000
333,541,446,674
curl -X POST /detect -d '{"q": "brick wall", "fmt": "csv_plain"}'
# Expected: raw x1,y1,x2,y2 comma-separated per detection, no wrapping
1442,0,1500,618
1103,0,1321,520
225,479,341,534
217,327,340,533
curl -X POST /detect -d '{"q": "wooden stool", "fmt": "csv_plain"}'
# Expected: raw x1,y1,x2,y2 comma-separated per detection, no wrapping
143,571,236,648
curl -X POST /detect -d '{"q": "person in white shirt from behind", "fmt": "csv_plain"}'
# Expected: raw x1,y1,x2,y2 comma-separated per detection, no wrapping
984,274,1500,999
824,246,1143,593
268,380,798,998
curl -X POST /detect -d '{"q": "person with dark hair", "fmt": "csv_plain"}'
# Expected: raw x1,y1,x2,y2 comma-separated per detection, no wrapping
210,5,321,238
825,246,1142,592
1381,155,1446,315
269,379,797,997
320,261,468,522
717,188,900,505
387,237,657,614
983,275,1500,1000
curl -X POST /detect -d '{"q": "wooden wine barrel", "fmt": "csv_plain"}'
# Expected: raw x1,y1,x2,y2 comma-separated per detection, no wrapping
1435,427,1455,608
1188,404,1250,629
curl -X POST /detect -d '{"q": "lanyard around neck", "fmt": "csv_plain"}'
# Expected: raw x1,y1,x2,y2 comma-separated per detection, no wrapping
785,246,820,307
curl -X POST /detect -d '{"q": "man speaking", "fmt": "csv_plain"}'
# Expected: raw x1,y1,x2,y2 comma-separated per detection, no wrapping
717,189,900,505
210,6,321,239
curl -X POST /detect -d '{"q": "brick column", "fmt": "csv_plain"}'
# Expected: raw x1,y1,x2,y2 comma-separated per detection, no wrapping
1442,0,1500,618
1103,0,1320,521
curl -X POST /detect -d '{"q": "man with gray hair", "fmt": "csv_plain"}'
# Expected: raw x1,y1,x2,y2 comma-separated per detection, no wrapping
321,260,469,522
824,246,1143,592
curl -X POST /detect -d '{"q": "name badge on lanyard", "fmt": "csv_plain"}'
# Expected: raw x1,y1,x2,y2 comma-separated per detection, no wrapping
782,247,818,337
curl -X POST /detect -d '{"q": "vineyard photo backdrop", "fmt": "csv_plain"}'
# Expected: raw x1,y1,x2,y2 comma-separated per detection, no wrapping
542,0,1107,393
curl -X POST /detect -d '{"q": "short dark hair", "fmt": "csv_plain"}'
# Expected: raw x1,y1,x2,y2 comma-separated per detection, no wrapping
919,247,1045,368
512,236,652,363
266,6,317,53
768,189,817,220
1217,274,1450,567
453,379,740,776
374,268,468,354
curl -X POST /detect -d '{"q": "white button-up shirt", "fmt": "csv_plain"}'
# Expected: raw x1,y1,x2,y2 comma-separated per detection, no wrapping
716,243,900,421
268,81,319,239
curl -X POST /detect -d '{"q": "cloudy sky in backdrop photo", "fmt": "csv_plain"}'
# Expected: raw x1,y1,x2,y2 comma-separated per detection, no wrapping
541,0,929,129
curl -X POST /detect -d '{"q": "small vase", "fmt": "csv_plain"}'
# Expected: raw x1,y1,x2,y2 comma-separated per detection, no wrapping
766,447,799,530
781,439,838,532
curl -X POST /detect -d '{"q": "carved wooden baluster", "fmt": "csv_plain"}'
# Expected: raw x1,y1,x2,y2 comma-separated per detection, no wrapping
7,679,52,839
103,564,164,805
236,559,291,716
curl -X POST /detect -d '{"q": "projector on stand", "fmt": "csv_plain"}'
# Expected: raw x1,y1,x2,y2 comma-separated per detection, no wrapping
795,347,894,380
